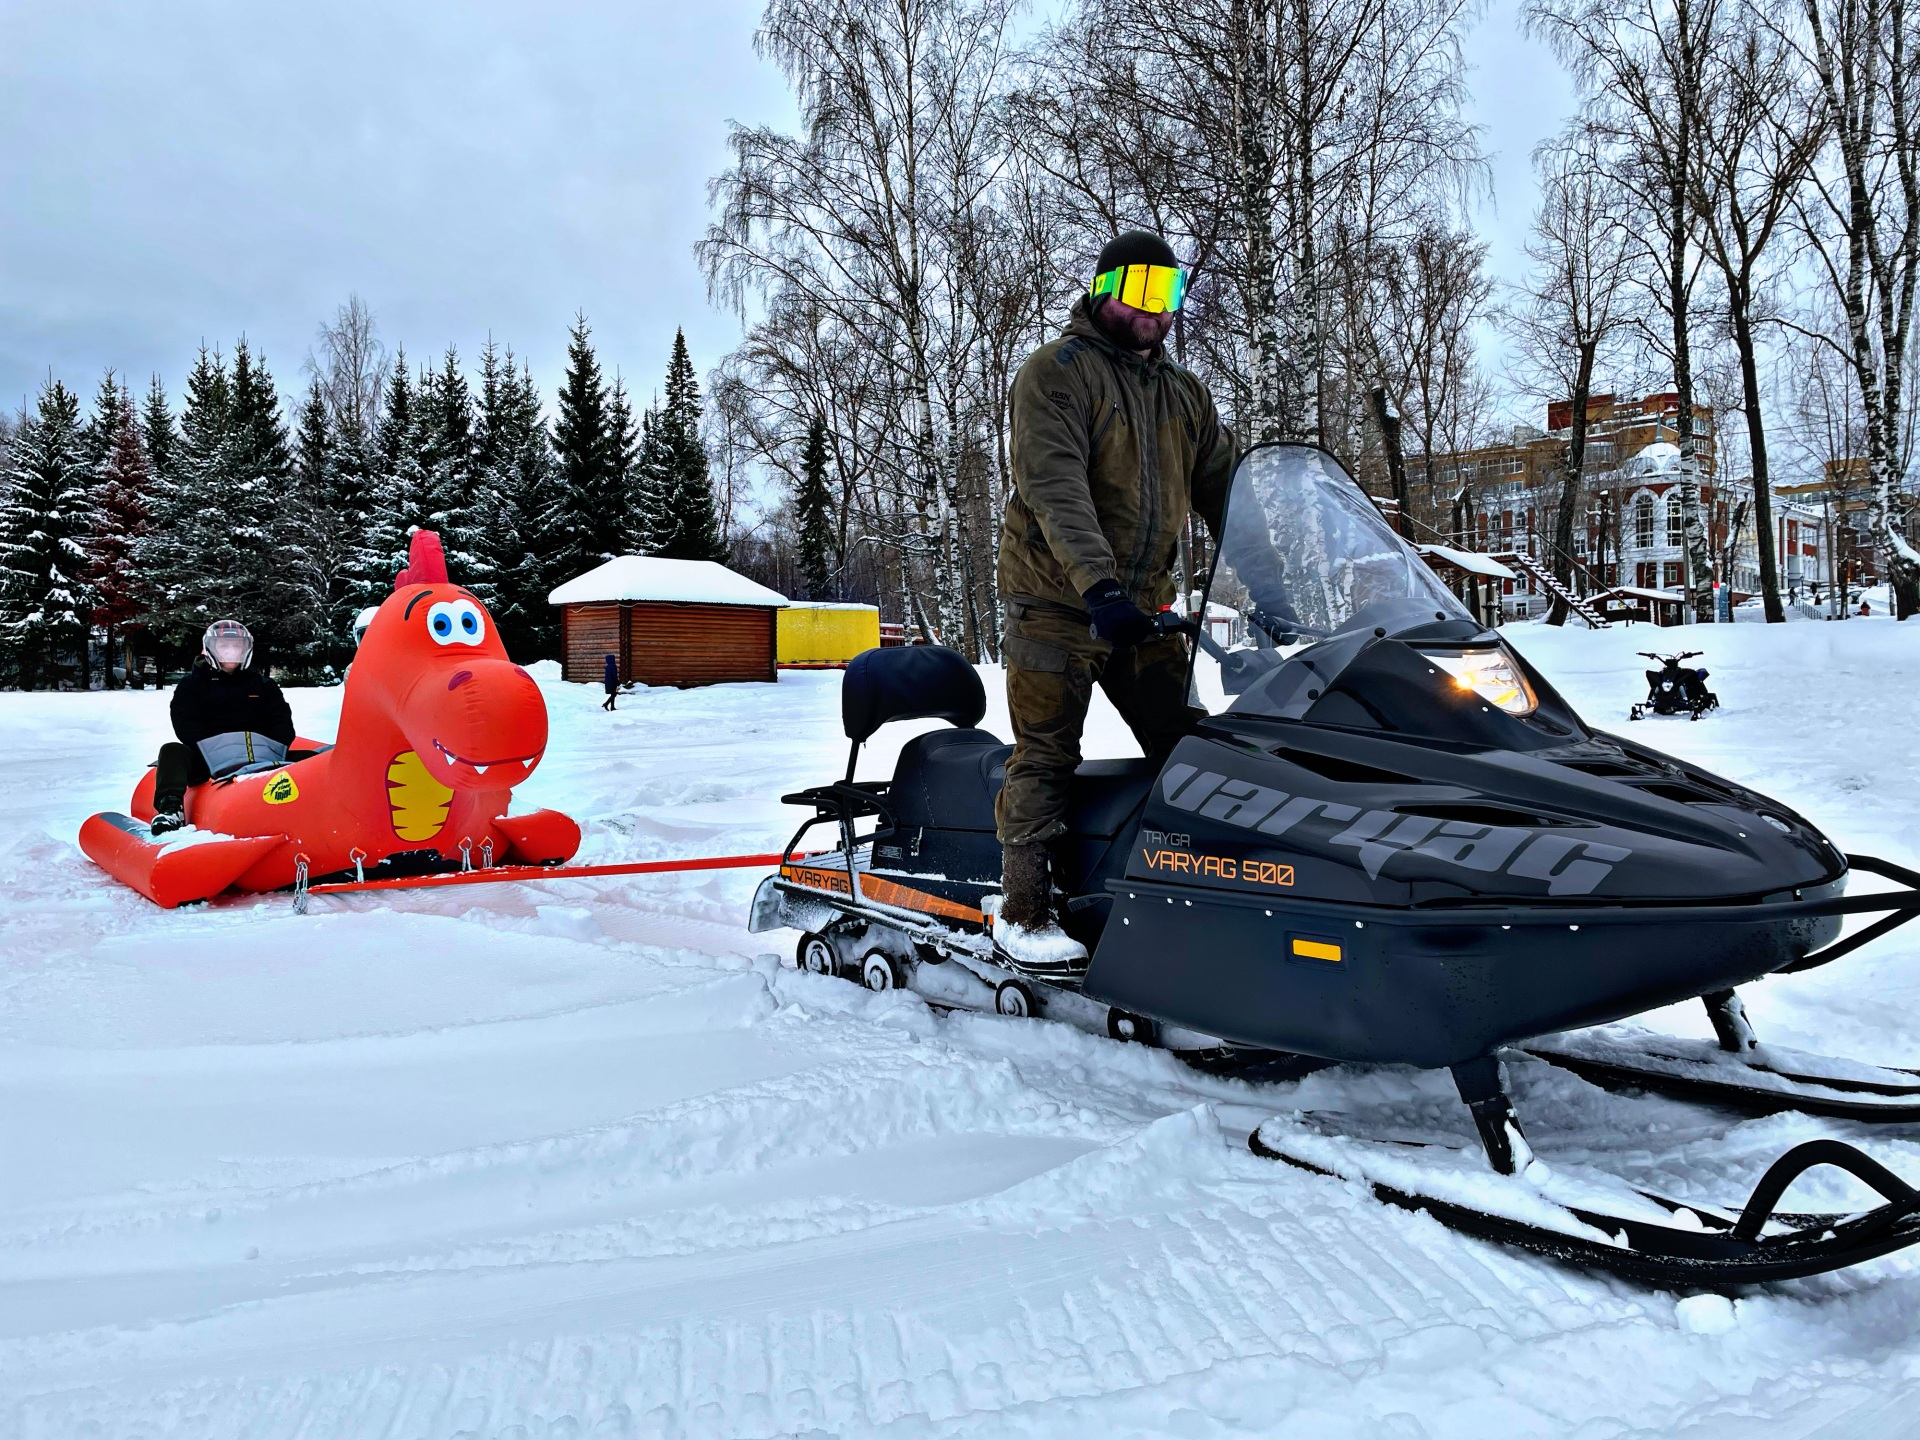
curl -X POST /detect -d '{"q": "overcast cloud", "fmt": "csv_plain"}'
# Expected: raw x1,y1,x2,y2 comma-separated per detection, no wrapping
0,0,793,413
1,0,1567,420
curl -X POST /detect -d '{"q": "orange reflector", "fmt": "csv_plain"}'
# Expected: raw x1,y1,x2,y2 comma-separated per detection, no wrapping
1292,937,1342,963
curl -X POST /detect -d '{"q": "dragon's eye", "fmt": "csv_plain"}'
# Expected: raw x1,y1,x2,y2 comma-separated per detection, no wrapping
426,599,486,647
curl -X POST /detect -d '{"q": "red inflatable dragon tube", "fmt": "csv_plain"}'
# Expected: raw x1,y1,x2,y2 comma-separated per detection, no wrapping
80,531,581,906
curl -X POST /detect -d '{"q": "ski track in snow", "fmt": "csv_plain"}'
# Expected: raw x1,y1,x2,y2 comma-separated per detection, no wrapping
4,625,1920,1436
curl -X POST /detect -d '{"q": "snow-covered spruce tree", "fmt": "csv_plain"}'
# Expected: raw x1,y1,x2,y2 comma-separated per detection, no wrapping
508,358,566,655
229,339,314,666
0,379,94,688
293,378,362,671
356,349,429,598
608,377,647,553
139,345,229,653
80,371,124,473
473,342,538,657
796,414,835,600
653,329,725,562
85,378,155,687
322,385,379,648
418,348,493,603
549,313,623,580
141,374,176,486
629,402,673,554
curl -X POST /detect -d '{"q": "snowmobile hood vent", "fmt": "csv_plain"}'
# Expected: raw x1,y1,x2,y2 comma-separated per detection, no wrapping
1270,747,1422,787
1390,801,1576,829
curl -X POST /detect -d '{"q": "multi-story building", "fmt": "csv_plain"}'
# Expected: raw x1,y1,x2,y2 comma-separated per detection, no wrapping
1410,393,1825,620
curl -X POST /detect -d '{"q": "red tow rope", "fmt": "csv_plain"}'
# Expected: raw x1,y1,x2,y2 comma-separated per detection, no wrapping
306,851,785,896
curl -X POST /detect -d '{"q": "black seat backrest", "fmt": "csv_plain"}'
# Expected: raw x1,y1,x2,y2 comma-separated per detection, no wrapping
842,645,986,743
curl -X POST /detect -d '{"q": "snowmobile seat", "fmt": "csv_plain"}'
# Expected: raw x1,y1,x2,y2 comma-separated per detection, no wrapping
842,645,985,743
887,731,1158,840
889,728,1008,833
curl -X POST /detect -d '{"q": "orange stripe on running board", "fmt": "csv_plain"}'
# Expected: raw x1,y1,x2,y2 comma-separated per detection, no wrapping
784,863,983,924
859,874,985,924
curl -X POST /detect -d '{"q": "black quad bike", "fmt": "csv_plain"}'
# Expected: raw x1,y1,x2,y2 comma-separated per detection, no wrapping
1631,650,1720,721
748,442,1920,1287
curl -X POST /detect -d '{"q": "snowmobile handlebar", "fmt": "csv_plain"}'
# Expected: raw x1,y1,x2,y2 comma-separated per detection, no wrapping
1638,651,1704,663
1153,608,1233,663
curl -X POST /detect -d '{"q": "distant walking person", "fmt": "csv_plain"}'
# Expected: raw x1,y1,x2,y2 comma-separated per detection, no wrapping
602,653,620,711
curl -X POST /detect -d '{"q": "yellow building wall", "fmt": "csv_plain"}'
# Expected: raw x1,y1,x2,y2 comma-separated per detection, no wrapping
777,604,881,665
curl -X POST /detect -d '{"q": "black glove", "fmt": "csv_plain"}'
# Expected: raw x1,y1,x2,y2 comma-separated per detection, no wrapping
1081,578,1157,648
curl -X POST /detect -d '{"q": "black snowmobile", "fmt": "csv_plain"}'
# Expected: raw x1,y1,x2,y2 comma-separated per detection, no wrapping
749,442,1920,1286
1631,650,1719,721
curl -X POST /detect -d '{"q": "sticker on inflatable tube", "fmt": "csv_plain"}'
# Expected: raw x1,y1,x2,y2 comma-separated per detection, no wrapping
1158,761,1631,896
262,772,299,805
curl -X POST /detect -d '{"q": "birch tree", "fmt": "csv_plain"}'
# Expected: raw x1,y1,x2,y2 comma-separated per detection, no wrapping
1533,0,1723,618
1788,0,1920,615
1692,11,1824,622
702,0,1021,650
1504,136,1640,622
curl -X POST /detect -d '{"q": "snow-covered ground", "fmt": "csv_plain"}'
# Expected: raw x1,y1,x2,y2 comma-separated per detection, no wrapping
5,618,1920,1438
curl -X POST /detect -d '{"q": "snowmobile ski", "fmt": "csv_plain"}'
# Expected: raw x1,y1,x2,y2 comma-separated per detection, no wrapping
1251,1120,1920,1287
1524,1031,1920,1124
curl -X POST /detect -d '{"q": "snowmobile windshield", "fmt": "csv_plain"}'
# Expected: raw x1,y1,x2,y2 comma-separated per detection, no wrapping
1188,443,1473,716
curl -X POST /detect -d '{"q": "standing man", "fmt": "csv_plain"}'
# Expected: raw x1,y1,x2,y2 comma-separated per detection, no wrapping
992,230,1236,978
602,652,621,711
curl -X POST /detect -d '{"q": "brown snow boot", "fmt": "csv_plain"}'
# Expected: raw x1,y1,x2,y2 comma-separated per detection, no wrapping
991,842,1089,982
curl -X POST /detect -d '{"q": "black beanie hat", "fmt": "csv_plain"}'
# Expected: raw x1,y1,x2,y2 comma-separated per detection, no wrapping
1095,229,1179,275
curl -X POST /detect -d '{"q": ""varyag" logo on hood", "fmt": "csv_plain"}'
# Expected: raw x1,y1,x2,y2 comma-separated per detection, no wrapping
1158,762,1630,897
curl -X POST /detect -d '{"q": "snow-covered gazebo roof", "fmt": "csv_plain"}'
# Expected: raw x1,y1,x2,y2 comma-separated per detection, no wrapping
1620,441,1682,480
547,557,790,609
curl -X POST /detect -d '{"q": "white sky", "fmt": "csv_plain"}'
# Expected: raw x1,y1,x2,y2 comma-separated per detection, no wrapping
0,0,1573,423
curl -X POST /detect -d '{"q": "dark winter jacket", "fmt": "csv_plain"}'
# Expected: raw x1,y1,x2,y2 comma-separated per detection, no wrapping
170,660,296,748
603,654,620,693
998,293,1237,615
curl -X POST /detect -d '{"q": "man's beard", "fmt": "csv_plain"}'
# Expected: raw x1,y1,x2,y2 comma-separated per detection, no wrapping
1093,299,1173,353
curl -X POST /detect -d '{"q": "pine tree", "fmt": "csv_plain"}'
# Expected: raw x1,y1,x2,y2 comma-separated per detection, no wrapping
653,329,726,561
631,402,674,553
81,371,123,473
293,378,358,671
508,358,565,656
473,342,557,658
550,312,622,579
359,349,428,598
141,374,176,486
608,377,648,552
229,339,311,664
796,415,835,600
140,345,231,649
0,380,94,687
326,382,380,623
417,347,491,599
85,379,154,687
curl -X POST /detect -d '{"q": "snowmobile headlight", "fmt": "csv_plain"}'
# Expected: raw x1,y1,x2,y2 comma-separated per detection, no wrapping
1424,647,1538,717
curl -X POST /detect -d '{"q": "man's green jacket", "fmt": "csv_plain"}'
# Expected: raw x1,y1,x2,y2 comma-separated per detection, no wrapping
998,294,1237,617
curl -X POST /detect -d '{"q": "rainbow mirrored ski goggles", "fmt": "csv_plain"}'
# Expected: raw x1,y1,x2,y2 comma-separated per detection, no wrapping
1090,262,1189,314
